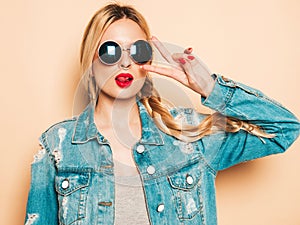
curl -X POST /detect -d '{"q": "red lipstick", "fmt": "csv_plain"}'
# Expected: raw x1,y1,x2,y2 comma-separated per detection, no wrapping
115,73,134,88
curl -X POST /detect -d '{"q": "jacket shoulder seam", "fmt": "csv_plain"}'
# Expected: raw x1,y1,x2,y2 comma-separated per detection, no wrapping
42,116,77,134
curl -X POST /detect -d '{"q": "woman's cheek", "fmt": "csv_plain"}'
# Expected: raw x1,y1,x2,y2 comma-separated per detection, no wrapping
92,62,119,84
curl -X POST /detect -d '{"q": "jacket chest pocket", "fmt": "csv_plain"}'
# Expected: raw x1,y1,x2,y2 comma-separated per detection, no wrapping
55,172,90,225
167,162,204,222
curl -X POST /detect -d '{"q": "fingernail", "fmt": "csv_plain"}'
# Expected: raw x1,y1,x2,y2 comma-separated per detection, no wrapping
178,58,186,64
187,55,195,60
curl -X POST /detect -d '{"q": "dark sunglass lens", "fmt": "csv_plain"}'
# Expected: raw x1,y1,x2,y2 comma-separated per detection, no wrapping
130,40,152,64
98,41,121,65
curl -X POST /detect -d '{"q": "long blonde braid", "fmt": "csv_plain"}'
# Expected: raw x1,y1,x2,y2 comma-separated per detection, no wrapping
139,76,275,142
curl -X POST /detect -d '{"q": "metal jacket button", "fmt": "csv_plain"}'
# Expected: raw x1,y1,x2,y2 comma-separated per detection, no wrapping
136,145,145,153
186,175,194,185
61,179,69,189
146,166,156,175
157,204,165,212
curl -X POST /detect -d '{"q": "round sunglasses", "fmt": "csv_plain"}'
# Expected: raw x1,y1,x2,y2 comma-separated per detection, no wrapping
98,40,153,65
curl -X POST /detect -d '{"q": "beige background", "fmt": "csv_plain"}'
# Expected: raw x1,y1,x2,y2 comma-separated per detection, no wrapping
1,0,300,224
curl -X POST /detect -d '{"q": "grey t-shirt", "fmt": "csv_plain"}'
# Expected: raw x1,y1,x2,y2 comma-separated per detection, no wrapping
114,160,150,225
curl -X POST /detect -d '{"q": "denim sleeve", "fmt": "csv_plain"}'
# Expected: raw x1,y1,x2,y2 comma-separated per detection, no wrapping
201,74,300,171
25,137,58,225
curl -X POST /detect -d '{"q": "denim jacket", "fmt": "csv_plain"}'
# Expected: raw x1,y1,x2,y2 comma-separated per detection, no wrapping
25,74,300,225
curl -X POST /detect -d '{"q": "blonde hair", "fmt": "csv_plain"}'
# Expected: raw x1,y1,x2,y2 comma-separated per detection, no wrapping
80,2,275,142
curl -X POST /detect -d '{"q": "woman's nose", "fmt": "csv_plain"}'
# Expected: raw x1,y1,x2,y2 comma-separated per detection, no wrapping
119,51,132,70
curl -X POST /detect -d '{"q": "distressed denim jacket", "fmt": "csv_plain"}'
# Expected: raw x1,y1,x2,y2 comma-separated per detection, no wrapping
25,75,300,225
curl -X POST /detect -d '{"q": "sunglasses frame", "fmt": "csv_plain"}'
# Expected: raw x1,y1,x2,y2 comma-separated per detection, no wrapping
97,39,153,66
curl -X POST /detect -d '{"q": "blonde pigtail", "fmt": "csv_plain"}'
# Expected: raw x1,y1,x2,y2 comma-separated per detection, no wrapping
141,94,275,142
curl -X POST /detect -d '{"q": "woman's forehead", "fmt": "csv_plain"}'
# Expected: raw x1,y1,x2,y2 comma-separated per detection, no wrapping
100,18,147,45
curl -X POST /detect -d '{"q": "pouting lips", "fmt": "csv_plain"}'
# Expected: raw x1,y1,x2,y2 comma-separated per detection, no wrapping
115,73,134,88
115,76,133,82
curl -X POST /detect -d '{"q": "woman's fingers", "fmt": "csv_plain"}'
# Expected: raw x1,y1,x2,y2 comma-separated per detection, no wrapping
147,36,214,96
171,53,213,96
151,36,194,67
141,64,173,76
184,47,193,54
172,53,198,81
151,36,174,64
141,64,188,85
172,53,198,67
172,52,211,74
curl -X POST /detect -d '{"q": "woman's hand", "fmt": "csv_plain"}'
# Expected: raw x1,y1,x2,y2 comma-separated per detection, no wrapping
141,36,215,98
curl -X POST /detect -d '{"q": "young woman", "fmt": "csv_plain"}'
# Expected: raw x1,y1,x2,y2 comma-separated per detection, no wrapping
25,3,300,225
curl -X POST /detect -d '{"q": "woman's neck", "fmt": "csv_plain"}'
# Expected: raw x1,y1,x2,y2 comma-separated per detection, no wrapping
94,92,140,128
94,92,142,150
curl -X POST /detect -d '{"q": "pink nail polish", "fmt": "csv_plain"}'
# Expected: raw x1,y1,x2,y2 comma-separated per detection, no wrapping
187,56,195,60
179,58,186,64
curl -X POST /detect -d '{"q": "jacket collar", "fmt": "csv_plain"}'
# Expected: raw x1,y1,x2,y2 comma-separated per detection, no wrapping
137,101,164,145
72,101,164,145
71,102,105,144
